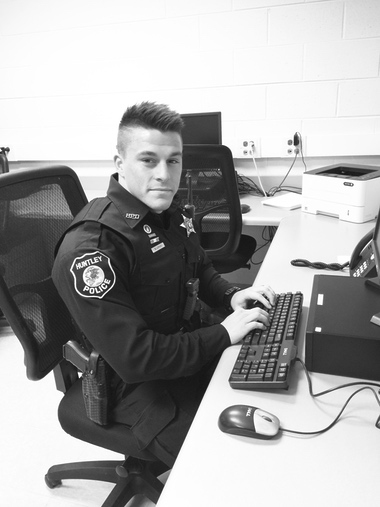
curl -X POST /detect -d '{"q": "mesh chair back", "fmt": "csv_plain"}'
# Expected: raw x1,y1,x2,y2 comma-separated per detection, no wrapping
0,166,88,380
176,144,242,259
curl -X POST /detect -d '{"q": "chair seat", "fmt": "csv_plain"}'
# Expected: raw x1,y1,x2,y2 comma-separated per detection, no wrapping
58,378,158,461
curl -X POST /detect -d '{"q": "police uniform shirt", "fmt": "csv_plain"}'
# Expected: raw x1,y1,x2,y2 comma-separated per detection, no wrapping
52,173,235,453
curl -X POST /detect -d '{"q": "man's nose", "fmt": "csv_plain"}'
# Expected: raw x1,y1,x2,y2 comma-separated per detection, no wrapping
155,161,170,180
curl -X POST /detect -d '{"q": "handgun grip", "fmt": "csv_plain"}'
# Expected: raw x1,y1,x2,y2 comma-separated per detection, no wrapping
63,340,90,373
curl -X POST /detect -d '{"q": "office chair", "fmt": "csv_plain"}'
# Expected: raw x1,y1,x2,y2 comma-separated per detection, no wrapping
177,144,256,273
0,166,168,506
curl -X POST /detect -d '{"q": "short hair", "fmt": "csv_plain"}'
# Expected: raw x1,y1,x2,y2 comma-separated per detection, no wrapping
116,101,184,155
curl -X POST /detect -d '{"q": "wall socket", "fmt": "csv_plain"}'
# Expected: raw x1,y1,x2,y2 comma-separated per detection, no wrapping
240,139,256,158
286,133,301,157
235,135,305,158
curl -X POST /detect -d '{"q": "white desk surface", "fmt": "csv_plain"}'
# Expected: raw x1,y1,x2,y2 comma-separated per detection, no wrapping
157,212,379,507
240,193,301,226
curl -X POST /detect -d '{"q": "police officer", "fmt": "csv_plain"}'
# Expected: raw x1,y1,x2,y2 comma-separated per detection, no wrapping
52,101,275,467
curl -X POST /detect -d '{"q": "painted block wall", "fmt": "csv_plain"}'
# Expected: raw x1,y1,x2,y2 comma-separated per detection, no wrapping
0,0,379,164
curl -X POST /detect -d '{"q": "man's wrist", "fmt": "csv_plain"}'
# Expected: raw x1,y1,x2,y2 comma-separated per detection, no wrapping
223,286,241,312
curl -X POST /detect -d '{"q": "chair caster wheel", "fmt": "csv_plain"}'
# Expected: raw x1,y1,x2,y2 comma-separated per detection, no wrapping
45,474,62,489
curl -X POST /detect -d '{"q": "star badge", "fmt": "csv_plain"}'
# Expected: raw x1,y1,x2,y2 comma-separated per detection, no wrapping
180,214,196,237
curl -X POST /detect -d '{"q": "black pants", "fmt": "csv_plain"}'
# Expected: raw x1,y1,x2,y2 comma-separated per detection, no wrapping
110,354,221,468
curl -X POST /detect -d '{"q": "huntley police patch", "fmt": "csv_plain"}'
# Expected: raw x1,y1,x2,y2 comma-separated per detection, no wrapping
70,251,116,299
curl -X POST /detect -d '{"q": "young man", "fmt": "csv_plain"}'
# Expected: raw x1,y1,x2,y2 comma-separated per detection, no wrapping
52,102,275,467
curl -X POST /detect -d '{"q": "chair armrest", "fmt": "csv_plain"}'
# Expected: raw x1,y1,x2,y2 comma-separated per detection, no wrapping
53,360,79,393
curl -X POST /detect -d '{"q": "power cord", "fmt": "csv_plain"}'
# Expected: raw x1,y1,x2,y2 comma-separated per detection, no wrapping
250,226,277,266
290,258,349,271
237,173,264,197
294,131,307,172
267,151,299,197
280,358,380,436
250,144,267,197
267,132,306,197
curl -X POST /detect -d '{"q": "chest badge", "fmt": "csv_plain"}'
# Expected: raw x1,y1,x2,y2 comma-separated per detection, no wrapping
180,214,196,237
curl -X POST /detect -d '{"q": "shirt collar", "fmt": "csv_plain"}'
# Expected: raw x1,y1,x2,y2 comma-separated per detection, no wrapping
106,173,178,229
107,173,150,228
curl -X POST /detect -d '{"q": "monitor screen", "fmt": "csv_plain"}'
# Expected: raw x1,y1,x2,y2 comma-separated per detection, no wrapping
181,112,222,145
369,208,380,326
372,207,380,286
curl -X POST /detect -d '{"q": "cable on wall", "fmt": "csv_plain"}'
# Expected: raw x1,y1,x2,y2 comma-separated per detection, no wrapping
250,141,267,197
266,132,306,197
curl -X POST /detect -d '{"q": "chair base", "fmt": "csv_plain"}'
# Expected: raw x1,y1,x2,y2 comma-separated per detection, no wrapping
45,456,169,506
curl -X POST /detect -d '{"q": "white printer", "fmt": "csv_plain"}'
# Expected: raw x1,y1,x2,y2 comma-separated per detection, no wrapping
302,164,380,223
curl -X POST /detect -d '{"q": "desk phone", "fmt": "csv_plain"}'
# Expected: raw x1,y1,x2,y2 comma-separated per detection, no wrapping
349,229,376,278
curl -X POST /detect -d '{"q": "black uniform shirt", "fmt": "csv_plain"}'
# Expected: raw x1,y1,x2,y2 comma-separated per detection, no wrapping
52,173,234,385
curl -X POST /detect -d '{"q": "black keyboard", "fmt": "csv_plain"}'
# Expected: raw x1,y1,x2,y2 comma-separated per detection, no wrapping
228,292,303,390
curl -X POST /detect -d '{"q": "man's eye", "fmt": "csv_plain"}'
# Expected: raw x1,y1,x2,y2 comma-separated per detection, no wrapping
169,159,180,164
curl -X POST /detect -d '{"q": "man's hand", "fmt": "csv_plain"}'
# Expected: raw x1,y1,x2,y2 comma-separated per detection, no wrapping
221,284,276,345
231,284,276,311
221,306,270,345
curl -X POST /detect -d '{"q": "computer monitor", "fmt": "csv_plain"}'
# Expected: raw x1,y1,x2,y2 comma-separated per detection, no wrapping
370,208,380,288
180,112,222,145
368,207,380,326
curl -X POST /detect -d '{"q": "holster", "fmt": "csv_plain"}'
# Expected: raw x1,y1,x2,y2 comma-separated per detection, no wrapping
82,352,110,426
63,340,110,425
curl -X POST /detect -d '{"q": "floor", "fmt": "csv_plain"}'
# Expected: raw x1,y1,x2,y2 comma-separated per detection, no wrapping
0,321,170,507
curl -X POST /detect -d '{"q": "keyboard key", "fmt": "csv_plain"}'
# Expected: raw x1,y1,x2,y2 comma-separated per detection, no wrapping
251,331,261,345
247,373,264,381
231,373,247,381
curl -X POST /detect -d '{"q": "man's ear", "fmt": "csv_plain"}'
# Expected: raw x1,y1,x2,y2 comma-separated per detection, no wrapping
114,153,123,175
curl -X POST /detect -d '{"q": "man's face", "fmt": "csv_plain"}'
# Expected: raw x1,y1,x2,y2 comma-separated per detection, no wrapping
114,127,183,213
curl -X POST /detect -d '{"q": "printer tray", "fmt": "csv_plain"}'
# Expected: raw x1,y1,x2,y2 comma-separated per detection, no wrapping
305,275,380,381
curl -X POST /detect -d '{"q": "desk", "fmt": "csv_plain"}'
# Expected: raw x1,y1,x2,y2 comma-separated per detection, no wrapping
240,193,301,226
157,212,379,507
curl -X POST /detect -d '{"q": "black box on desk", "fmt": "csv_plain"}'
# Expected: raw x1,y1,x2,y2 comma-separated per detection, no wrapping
305,275,380,381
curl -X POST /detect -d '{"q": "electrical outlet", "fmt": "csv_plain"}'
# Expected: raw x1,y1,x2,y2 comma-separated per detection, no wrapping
240,139,256,158
286,137,294,156
285,133,301,157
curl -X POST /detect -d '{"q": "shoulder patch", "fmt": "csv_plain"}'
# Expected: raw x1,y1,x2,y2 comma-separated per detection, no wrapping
70,251,116,299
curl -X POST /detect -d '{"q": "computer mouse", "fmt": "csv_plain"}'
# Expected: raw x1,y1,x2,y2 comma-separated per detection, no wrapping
240,203,251,214
218,404,280,439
